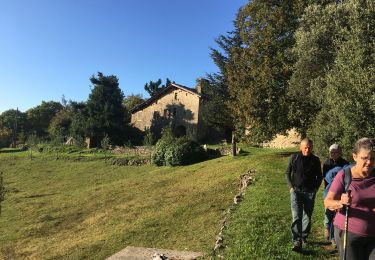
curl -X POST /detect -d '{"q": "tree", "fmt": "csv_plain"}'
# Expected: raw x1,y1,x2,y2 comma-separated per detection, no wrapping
144,78,174,97
217,0,336,143
224,1,313,143
0,109,28,147
123,94,145,111
86,72,127,146
66,102,89,146
206,29,240,131
288,2,349,136
308,0,375,157
26,101,63,138
123,94,145,123
48,109,73,139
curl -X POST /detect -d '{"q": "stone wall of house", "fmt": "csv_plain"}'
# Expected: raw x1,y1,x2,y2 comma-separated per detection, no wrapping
131,88,201,140
262,128,301,148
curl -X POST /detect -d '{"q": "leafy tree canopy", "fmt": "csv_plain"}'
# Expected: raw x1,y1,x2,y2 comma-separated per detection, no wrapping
26,101,63,138
307,0,375,157
123,94,145,111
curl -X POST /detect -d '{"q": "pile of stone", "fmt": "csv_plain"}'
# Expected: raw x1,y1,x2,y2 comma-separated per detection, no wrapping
112,146,153,156
214,169,256,253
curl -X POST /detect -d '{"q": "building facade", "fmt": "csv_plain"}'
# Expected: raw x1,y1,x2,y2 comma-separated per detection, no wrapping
131,83,210,141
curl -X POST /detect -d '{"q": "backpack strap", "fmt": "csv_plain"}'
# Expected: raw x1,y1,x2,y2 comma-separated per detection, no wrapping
343,167,352,192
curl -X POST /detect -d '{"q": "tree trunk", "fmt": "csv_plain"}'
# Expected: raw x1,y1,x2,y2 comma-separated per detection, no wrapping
232,132,237,156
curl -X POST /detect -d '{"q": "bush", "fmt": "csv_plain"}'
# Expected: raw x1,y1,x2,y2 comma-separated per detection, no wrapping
164,142,185,166
151,139,169,166
152,137,206,166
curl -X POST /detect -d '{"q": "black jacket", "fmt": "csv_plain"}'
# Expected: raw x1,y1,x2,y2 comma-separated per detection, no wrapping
285,152,322,191
322,157,349,187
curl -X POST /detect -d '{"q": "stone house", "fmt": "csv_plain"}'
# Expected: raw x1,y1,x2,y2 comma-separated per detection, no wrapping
131,83,218,142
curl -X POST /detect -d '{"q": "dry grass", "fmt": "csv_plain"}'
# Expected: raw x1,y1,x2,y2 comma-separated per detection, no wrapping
0,153,240,259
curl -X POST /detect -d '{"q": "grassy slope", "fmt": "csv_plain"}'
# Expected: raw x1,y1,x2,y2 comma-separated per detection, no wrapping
0,148,336,259
0,152,242,259
217,148,337,259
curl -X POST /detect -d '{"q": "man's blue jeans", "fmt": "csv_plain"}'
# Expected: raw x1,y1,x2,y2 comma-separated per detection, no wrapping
290,189,316,242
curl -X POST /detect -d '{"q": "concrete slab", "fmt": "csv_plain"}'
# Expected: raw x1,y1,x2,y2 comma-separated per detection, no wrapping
106,246,203,260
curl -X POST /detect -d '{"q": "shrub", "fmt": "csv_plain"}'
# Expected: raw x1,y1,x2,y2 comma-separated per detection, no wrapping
164,142,185,166
151,139,169,166
175,139,207,165
153,137,206,166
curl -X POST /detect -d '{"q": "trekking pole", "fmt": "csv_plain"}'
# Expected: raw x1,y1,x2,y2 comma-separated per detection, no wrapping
343,190,351,260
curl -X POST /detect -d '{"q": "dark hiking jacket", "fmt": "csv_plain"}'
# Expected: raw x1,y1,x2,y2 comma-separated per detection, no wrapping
322,157,349,187
285,152,322,192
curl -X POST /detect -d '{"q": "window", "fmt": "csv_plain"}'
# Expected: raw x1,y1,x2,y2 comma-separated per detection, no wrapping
164,109,171,119
174,92,178,100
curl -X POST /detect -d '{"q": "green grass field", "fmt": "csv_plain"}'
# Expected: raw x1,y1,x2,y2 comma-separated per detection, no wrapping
215,149,337,260
0,147,337,259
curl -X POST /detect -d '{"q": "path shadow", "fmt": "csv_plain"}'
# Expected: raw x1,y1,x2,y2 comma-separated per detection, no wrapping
296,240,338,258
308,240,331,246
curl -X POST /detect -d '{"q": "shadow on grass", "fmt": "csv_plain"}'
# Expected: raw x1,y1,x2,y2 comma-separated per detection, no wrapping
238,150,250,156
0,149,24,153
274,151,296,158
24,193,58,199
309,240,331,246
298,248,338,258
297,241,338,258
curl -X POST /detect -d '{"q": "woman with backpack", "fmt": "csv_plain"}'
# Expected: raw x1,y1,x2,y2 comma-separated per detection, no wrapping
324,138,375,260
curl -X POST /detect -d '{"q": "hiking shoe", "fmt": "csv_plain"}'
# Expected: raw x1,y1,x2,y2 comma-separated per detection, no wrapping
324,228,330,240
331,239,336,248
292,240,302,252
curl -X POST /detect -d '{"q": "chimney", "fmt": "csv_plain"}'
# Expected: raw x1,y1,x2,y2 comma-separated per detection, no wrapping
196,77,208,95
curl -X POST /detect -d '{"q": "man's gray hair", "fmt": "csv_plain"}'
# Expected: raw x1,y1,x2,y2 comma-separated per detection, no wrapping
329,144,341,152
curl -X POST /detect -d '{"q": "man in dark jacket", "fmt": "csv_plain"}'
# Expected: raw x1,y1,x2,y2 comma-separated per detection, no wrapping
322,144,349,243
286,138,322,252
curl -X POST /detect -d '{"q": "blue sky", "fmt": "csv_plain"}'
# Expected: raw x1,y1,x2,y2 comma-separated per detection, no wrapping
0,0,247,113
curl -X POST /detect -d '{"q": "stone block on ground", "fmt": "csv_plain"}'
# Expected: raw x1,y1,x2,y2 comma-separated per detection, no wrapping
106,246,203,260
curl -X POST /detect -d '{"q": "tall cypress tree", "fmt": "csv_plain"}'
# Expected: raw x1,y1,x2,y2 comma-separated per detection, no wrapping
86,72,127,146
206,26,242,132
220,0,336,143
226,0,312,142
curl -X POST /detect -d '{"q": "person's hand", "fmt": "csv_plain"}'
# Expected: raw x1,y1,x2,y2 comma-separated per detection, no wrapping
290,187,294,193
340,192,351,206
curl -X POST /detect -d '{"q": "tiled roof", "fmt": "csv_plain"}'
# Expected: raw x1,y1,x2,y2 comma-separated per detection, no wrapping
130,83,204,113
